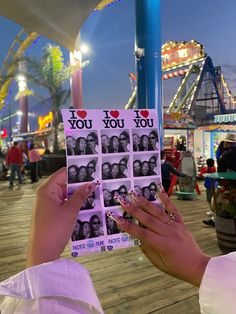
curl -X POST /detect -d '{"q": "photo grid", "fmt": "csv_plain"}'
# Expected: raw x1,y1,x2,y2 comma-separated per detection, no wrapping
63,110,161,256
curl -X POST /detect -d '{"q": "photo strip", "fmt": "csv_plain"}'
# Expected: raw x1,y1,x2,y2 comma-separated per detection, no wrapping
62,109,161,256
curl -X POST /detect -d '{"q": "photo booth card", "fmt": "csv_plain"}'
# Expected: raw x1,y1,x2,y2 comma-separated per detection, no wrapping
62,109,161,257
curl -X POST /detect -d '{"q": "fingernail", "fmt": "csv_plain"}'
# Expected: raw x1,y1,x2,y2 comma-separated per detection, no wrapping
107,211,126,224
129,191,139,200
114,194,131,207
85,182,99,193
156,183,165,193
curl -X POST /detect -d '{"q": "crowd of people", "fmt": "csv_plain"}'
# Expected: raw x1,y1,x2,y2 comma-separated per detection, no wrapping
2,141,47,187
201,133,236,227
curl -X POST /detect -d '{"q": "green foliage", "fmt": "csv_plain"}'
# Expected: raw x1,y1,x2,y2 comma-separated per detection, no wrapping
216,182,236,219
41,44,66,90
16,44,74,152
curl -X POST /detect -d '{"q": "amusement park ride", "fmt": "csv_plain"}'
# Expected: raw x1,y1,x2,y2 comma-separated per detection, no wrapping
0,1,235,199
127,40,236,124
1,35,235,133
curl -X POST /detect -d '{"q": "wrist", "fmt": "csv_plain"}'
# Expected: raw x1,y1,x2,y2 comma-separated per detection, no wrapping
191,254,211,287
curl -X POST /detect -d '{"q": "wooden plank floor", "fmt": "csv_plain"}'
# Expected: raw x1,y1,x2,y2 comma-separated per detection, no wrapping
0,178,221,313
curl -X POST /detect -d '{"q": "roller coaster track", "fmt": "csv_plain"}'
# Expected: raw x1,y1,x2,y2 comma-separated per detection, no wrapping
0,29,39,111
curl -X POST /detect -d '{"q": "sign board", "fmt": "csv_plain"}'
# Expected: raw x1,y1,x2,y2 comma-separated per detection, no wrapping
162,40,205,71
38,111,53,130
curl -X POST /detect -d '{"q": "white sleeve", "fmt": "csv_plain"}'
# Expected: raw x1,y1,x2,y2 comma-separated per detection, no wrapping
199,252,236,314
0,258,104,314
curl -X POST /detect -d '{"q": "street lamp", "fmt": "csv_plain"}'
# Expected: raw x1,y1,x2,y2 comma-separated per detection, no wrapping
80,44,89,54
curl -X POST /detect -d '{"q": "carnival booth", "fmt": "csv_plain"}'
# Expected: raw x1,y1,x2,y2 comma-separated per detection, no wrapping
164,113,196,167
13,112,66,174
13,112,65,153
194,114,236,160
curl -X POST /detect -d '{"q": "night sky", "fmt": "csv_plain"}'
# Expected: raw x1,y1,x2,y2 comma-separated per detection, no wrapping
0,0,236,131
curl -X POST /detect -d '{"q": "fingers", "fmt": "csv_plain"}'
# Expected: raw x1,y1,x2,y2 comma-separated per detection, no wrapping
116,198,173,234
108,212,163,247
62,182,98,214
129,192,166,220
157,184,182,222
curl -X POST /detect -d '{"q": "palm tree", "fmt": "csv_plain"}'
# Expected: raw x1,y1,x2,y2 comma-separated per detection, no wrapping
16,44,74,152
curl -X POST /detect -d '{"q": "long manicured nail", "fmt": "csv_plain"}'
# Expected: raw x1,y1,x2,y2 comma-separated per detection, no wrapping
114,194,131,207
107,211,126,224
85,181,100,193
156,183,165,193
129,190,138,198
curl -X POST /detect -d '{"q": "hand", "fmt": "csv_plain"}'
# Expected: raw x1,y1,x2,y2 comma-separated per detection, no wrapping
26,167,97,268
111,187,210,287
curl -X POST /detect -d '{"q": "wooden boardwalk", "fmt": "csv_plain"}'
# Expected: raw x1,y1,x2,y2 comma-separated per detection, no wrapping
0,178,221,313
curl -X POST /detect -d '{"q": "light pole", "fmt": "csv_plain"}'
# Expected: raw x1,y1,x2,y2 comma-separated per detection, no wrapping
17,61,28,133
9,104,12,141
70,33,90,109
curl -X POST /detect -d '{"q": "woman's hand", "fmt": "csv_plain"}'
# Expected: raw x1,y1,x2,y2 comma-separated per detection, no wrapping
111,186,210,287
26,167,97,267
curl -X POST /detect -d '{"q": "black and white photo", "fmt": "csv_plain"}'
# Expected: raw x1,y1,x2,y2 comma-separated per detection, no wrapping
68,158,98,184
133,153,159,177
65,130,99,156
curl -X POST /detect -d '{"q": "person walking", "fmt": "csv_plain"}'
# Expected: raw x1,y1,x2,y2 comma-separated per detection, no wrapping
201,158,217,227
161,150,187,193
6,141,22,188
28,143,41,183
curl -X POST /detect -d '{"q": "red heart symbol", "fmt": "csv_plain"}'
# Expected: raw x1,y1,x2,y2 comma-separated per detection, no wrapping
76,110,87,119
140,110,149,118
110,110,119,119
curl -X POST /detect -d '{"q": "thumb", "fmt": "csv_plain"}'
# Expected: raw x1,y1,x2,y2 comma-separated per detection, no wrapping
62,182,98,214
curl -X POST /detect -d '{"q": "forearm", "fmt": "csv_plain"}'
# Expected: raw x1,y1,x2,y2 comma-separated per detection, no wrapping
168,163,183,176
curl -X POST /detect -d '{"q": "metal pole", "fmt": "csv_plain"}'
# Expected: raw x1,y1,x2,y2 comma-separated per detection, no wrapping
135,0,146,108
135,0,163,147
71,32,83,109
9,104,12,141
